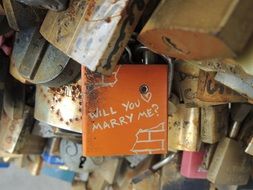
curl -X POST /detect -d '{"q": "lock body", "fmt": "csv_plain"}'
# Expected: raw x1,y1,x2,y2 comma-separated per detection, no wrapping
40,0,149,75
138,0,253,60
34,80,82,133
201,105,228,144
82,65,168,156
168,104,200,151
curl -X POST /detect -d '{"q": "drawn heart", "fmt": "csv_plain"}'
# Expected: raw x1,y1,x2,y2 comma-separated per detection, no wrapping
141,92,152,103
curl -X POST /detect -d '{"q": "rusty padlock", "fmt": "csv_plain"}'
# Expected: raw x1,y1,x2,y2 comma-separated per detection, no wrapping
40,0,150,75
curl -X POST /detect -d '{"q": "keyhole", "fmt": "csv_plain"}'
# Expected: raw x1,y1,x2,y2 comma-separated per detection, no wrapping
79,156,86,168
139,84,149,94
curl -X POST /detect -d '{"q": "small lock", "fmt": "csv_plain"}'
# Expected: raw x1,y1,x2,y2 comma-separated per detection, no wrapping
16,0,69,11
138,0,253,60
168,104,200,152
40,0,149,75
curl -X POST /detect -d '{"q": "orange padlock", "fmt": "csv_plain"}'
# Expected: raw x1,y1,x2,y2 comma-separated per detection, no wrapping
82,65,168,156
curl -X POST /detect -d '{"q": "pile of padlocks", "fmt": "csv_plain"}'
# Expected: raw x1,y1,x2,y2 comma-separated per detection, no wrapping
1,0,253,189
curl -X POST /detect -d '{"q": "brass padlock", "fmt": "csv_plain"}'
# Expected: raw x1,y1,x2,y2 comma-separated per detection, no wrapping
201,105,228,144
12,26,80,87
0,107,46,154
168,104,200,152
2,0,45,31
34,79,82,133
40,0,149,75
138,0,253,60
16,0,69,11
207,104,252,185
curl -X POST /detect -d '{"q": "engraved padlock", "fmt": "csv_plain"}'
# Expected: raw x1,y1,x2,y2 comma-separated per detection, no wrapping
34,79,82,133
207,103,252,185
168,104,200,152
82,64,168,156
16,0,69,11
12,26,80,87
40,0,149,75
2,0,45,31
138,0,253,60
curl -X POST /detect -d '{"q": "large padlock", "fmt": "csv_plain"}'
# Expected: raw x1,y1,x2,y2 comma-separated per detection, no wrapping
207,104,252,185
40,0,149,75
0,107,46,154
201,105,228,144
138,0,253,60
167,104,200,152
16,0,69,11
11,26,80,87
34,79,82,133
82,64,168,156
2,0,45,31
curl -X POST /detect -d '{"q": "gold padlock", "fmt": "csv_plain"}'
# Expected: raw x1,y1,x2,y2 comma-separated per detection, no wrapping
40,0,149,75
168,104,200,152
138,0,253,60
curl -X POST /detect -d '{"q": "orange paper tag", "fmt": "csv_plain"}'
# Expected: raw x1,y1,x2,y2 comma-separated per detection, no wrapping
82,65,168,156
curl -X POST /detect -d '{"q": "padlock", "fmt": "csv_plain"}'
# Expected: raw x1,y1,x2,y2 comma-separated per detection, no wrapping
0,108,46,154
207,103,252,185
138,0,253,60
16,0,69,11
40,0,149,75
82,64,168,156
2,0,45,31
41,163,76,183
12,26,81,87
3,75,25,120
201,105,228,144
180,151,207,179
197,70,247,104
34,79,82,133
168,104,200,152
59,139,104,173
42,138,64,165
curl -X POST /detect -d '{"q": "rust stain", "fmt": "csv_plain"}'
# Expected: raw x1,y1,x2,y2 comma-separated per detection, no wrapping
84,0,97,21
